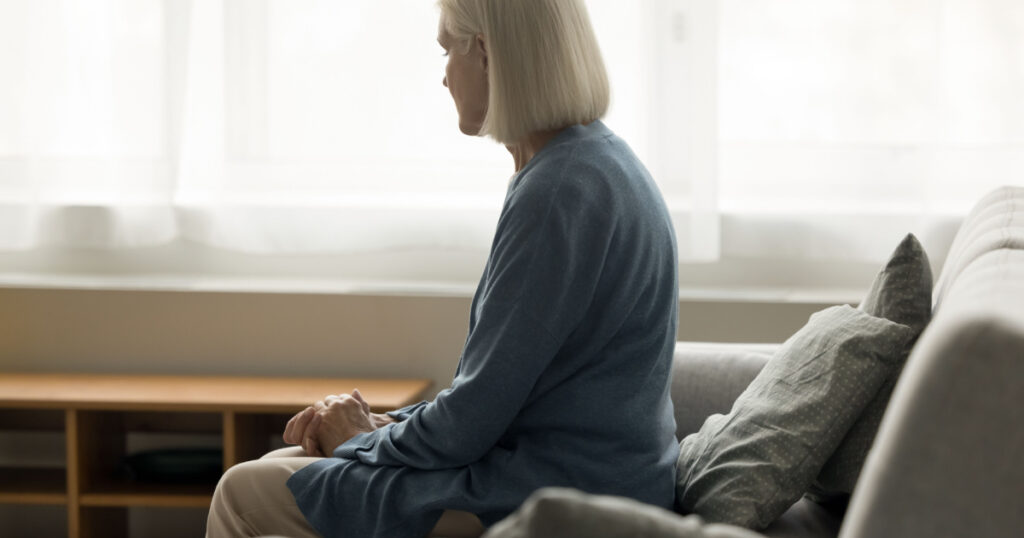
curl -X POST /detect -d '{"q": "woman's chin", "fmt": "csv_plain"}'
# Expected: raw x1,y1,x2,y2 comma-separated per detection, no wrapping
458,120,484,137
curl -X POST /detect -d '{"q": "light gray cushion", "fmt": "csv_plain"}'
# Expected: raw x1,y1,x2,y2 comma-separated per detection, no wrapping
674,305,915,530
809,233,933,498
483,488,764,538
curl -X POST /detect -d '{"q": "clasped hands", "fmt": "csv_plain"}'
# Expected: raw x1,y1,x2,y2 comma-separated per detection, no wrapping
282,389,395,457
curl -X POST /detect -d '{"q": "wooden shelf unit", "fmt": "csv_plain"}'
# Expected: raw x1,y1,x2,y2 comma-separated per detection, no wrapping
0,373,431,538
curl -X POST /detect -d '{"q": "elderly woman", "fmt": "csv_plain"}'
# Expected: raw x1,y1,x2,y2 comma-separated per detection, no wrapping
206,0,679,536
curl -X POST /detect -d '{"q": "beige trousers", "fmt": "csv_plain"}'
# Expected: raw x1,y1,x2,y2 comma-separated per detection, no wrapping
206,447,484,538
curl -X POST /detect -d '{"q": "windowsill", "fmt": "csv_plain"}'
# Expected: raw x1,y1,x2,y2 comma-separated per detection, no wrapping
1,206,943,305
0,273,478,298
0,272,861,305
676,285,861,305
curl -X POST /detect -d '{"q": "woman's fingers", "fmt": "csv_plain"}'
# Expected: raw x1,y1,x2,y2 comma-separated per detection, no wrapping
316,397,334,411
352,389,371,415
283,406,315,444
304,413,323,457
282,390,373,448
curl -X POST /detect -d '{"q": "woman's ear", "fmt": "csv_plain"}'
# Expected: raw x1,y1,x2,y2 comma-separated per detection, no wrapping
475,34,488,71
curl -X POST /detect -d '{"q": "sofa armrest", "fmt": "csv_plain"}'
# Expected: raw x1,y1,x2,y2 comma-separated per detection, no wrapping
671,342,777,440
840,310,1024,538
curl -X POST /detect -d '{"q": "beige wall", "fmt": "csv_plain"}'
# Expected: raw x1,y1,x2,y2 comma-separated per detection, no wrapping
0,287,832,394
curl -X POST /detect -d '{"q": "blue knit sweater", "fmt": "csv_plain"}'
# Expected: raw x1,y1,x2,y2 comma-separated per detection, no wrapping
287,120,679,538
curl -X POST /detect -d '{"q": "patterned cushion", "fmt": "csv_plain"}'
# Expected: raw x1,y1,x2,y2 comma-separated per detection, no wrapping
674,305,915,530
810,233,933,498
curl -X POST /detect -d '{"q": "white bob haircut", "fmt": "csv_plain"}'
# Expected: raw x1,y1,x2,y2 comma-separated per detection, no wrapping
438,0,610,145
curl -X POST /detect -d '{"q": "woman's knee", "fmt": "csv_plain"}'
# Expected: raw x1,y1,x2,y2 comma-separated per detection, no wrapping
260,446,309,459
209,459,319,538
215,456,316,503
212,459,293,521
214,460,265,500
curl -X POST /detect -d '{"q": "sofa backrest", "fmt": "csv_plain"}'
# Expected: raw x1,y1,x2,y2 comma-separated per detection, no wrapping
670,343,774,439
932,185,1024,310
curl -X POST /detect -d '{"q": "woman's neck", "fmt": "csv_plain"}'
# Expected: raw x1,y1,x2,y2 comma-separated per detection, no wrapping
506,127,565,173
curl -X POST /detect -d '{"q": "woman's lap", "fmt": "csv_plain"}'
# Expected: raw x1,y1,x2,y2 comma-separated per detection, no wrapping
208,446,484,537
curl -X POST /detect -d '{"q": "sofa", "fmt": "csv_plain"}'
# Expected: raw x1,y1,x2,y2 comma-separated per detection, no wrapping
486,185,1024,538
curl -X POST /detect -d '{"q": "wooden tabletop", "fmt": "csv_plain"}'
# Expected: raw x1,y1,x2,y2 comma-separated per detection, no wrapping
0,373,432,413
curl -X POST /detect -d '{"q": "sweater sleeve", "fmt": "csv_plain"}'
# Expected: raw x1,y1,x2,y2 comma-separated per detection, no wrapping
334,169,613,469
385,401,428,422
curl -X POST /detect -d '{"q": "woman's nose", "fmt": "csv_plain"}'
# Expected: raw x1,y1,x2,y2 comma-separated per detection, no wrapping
443,75,448,88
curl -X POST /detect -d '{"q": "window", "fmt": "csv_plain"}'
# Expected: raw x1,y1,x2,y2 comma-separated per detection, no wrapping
1,0,1019,294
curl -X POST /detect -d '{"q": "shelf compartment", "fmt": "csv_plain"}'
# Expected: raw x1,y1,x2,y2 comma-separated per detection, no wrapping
81,481,214,508
0,504,67,536
121,411,221,434
225,412,292,465
73,410,223,493
0,466,67,504
0,409,64,431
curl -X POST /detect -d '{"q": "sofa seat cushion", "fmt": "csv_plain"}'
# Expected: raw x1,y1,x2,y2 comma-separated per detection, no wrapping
762,498,843,538
483,488,766,538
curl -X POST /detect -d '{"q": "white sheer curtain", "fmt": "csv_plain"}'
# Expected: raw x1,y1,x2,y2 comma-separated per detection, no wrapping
4,0,1020,284
0,0,719,263
717,0,1024,262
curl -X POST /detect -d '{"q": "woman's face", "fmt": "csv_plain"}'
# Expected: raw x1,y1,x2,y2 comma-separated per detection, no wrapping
438,16,489,136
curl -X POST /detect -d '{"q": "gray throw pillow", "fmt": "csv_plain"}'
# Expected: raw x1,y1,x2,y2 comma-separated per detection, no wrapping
809,233,933,497
674,305,915,530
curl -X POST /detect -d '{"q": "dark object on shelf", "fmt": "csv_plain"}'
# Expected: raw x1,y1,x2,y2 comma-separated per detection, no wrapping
122,448,223,484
